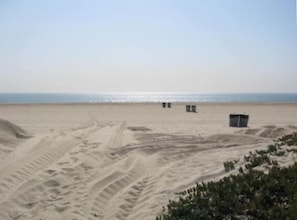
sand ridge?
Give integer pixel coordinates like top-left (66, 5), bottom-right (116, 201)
top-left (0, 103), bottom-right (297, 220)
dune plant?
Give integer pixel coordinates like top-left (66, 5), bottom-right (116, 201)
top-left (223, 160), bottom-right (237, 172)
top-left (157, 133), bottom-right (297, 220)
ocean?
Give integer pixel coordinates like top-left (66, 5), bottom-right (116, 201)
top-left (0, 93), bottom-right (297, 104)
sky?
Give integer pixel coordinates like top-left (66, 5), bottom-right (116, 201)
top-left (0, 0), bottom-right (296, 94)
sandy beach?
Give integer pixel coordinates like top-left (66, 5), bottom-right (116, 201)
top-left (0, 103), bottom-right (297, 220)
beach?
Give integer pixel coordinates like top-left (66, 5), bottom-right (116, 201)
top-left (0, 103), bottom-right (297, 220)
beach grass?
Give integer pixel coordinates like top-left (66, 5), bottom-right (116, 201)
top-left (157, 133), bottom-right (297, 220)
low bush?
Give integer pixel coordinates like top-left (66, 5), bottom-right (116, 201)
top-left (157, 133), bottom-right (297, 220)
top-left (223, 160), bottom-right (238, 172)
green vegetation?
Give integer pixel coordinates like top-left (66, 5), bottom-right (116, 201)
top-left (223, 159), bottom-right (238, 172)
top-left (278, 132), bottom-right (297, 146)
top-left (157, 133), bottom-right (297, 220)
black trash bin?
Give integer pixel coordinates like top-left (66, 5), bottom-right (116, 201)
top-left (229, 114), bottom-right (249, 127)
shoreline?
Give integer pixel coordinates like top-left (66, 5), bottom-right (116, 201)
top-left (1, 101), bottom-right (297, 105)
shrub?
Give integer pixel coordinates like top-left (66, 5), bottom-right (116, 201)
top-left (223, 160), bottom-right (237, 172)
top-left (157, 133), bottom-right (297, 220)
top-left (267, 144), bottom-right (277, 153)
top-left (157, 163), bottom-right (297, 220)
top-left (245, 154), bottom-right (271, 170)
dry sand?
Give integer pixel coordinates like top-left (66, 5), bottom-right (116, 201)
top-left (0, 103), bottom-right (297, 220)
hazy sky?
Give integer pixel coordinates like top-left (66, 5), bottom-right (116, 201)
top-left (0, 0), bottom-right (296, 93)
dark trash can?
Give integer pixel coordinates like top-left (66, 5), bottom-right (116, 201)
top-left (167, 103), bottom-right (171, 108)
top-left (162, 102), bottom-right (166, 108)
top-left (191, 105), bottom-right (196, 112)
top-left (186, 105), bottom-right (191, 112)
top-left (229, 114), bottom-right (249, 127)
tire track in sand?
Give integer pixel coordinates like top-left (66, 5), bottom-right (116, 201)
top-left (0, 124), bottom-right (106, 204)
top-left (87, 157), bottom-right (146, 220)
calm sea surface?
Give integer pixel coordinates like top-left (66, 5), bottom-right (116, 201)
top-left (0, 93), bottom-right (297, 104)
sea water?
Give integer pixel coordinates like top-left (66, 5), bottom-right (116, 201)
top-left (0, 93), bottom-right (297, 104)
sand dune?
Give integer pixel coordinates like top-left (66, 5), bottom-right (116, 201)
top-left (0, 119), bottom-right (32, 163)
top-left (0, 103), bottom-right (297, 220)
top-left (0, 118), bottom-right (31, 141)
